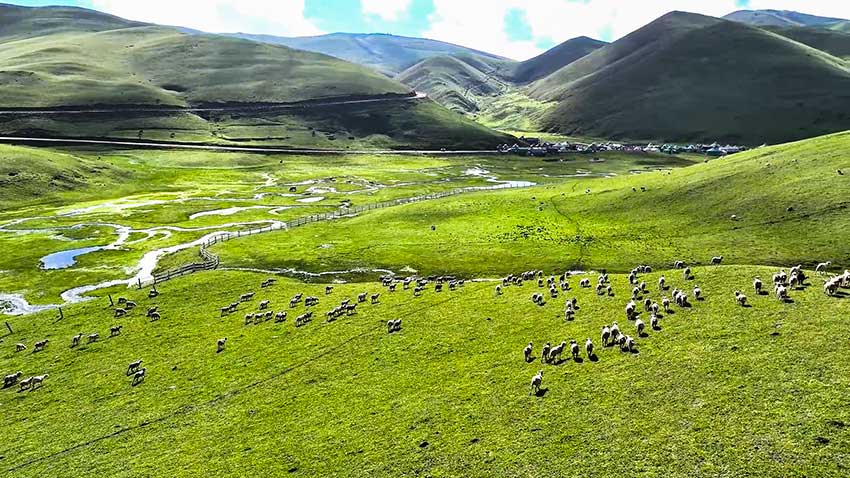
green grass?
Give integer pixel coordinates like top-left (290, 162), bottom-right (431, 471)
top-left (1, 265), bottom-right (849, 476)
top-left (213, 131), bottom-right (850, 276)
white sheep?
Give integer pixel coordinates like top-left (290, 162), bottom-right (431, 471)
top-left (635, 319), bottom-right (645, 336)
top-left (30, 374), bottom-right (48, 389)
top-left (625, 301), bottom-right (636, 320)
top-left (816, 261), bottom-right (832, 274)
top-left (674, 261), bottom-right (685, 269)
top-left (371, 293), bottom-right (381, 304)
top-left (570, 340), bottom-right (580, 360)
top-left (127, 359), bottom-right (143, 375)
top-left (88, 333), bottom-right (99, 343)
top-left (15, 343), bottom-right (26, 352)
top-left (541, 342), bottom-right (551, 362)
top-left (585, 338), bottom-right (594, 358)
top-left (530, 370), bottom-right (543, 394)
top-left (3, 371), bottom-right (22, 387)
top-left (71, 333), bottom-right (82, 348)
top-left (523, 342), bottom-right (533, 362)
top-left (658, 276), bottom-right (666, 290)
top-left (693, 286), bottom-right (702, 300)
top-left (624, 336), bottom-right (636, 352)
top-left (662, 297), bottom-right (671, 313)
top-left (711, 256), bottom-right (723, 265)
top-left (601, 326), bottom-right (611, 346)
top-left (33, 339), bottom-right (49, 351)
top-left (548, 342), bottom-right (566, 363)
top-left (132, 368), bottom-right (146, 385)
top-left (775, 285), bottom-right (788, 301)
top-left (610, 322), bottom-right (620, 341)
top-left (753, 277), bottom-right (763, 294)
top-left (259, 300), bottom-right (270, 310)
top-left (19, 376), bottom-right (33, 391)
top-left (216, 338), bottom-right (227, 353)
top-left (325, 285), bottom-right (334, 295)
top-left (735, 291), bottom-right (747, 307)
top-left (110, 325), bottom-right (123, 336)
top-left (650, 314), bottom-right (659, 330)
top-left (495, 285), bottom-right (502, 296)
top-left (683, 267), bottom-right (692, 280)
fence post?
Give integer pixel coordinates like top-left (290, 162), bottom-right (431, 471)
top-left (4, 321), bottom-right (12, 334)
top-left (108, 294), bottom-right (114, 306)
top-left (58, 307), bottom-right (64, 321)
top-left (137, 278), bottom-right (142, 289)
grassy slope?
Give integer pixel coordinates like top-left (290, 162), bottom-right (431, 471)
top-left (765, 25), bottom-right (850, 59)
top-left (231, 32), bottom-right (510, 76)
top-left (1, 265), bottom-right (849, 477)
top-left (0, 2), bottom-right (142, 41)
top-left (723, 9), bottom-right (848, 27)
top-left (213, 131), bottom-right (850, 275)
top-left (510, 36), bottom-right (607, 84)
top-left (528, 12), bottom-right (850, 145)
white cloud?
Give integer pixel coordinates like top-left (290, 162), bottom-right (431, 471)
top-left (424, 0), bottom-right (850, 60)
top-left (361, 0), bottom-right (413, 21)
top-left (91, 0), bottom-right (323, 36)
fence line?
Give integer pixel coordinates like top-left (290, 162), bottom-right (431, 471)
top-left (148, 182), bottom-right (529, 286)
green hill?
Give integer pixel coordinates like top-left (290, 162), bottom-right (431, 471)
top-left (766, 25), bottom-right (850, 60)
top-left (724, 9), bottom-right (848, 28)
top-left (229, 32), bottom-right (509, 76)
top-left (510, 36), bottom-right (607, 83)
top-left (0, 4), bottom-right (509, 149)
top-left (527, 12), bottom-right (850, 145)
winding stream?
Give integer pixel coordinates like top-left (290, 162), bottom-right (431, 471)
top-left (0, 172), bottom-right (536, 316)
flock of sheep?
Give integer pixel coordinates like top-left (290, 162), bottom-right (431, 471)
top-left (3, 257), bottom-right (847, 398)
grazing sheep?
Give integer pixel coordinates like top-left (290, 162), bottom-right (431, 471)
top-left (244, 313), bottom-right (254, 325)
top-left (735, 291), bottom-right (747, 307)
top-left (148, 289), bottom-right (159, 298)
top-left (650, 314), bottom-right (659, 330)
top-left (662, 297), bottom-right (671, 313)
top-left (19, 376), bottom-right (33, 391)
top-left (625, 336), bottom-right (636, 353)
top-left (71, 333), bottom-right (82, 348)
top-left (610, 322), bottom-right (620, 342)
top-left (775, 285), bottom-right (788, 301)
top-left (127, 360), bottom-right (143, 375)
top-left (275, 312), bottom-right (287, 323)
top-left (33, 339), bottom-right (49, 351)
top-left (132, 368), bottom-right (146, 385)
top-left (4, 371), bottom-right (22, 387)
top-left (548, 342), bottom-right (566, 363)
top-left (149, 312), bottom-right (161, 322)
top-left (216, 338), bottom-right (227, 353)
top-left (88, 333), bottom-right (99, 343)
top-left (325, 285), bottom-right (334, 295)
top-left (650, 302), bottom-right (659, 315)
top-left (580, 278), bottom-right (591, 288)
top-left (585, 338), bottom-right (593, 358)
top-left (711, 256), bottom-right (723, 265)
top-left (146, 306), bottom-right (159, 317)
top-left (371, 293), bottom-right (381, 304)
top-left (125, 301), bottom-right (137, 310)
top-left (358, 292), bottom-right (368, 303)
top-left (601, 326), bottom-right (611, 346)
top-left (541, 342), bottom-right (551, 362)
top-left (387, 319), bottom-right (402, 333)
top-left (110, 326), bottom-right (123, 337)
top-left (606, 285), bottom-right (613, 296)
top-left (676, 292), bottom-right (689, 307)
top-left (240, 292), bottom-right (255, 302)
top-left (495, 285), bottom-right (502, 296)
top-left (117, 297), bottom-right (127, 305)
top-left (16, 343), bottom-right (27, 352)
top-left (530, 370), bottom-right (543, 394)
top-left (693, 286), bottom-right (702, 300)
top-left (824, 278), bottom-right (840, 296)
top-left (625, 301), bottom-right (636, 320)
top-left (683, 267), bottom-right (692, 280)
top-left (674, 261), bottom-right (685, 269)
top-left (570, 340), bottom-right (580, 360)
top-left (259, 300), bottom-right (270, 310)
top-left (643, 298), bottom-right (652, 312)
top-left (389, 283), bottom-right (397, 292)
top-left (345, 304), bottom-right (357, 315)
top-left (816, 261), bottom-right (832, 274)
top-left (635, 319), bottom-right (645, 336)
top-left (754, 277), bottom-right (763, 294)
top-left (114, 308), bottom-right (127, 318)
top-left (30, 374), bottom-right (48, 389)
top-left (523, 342), bottom-right (533, 362)
top-left (658, 276), bottom-right (666, 290)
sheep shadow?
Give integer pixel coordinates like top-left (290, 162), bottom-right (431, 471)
top-left (638, 332), bottom-right (649, 338)
top-left (831, 291), bottom-right (849, 299)
top-left (534, 387), bottom-right (549, 397)
top-left (526, 357), bottom-right (537, 364)
top-left (665, 309), bottom-right (676, 315)
top-left (629, 348), bottom-right (640, 355)
top-left (696, 297), bottom-right (706, 302)
top-left (652, 325), bottom-right (663, 332)
top-left (758, 291), bottom-right (769, 296)
top-left (588, 354), bottom-right (599, 362)
top-left (131, 379), bottom-right (145, 387)
top-left (782, 298), bottom-right (795, 304)
top-left (573, 356), bottom-right (584, 364)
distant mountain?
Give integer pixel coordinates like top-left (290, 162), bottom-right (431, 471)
top-left (724, 9), bottom-right (848, 28)
top-left (227, 32), bottom-right (508, 76)
top-left (510, 36), bottom-right (607, 84)
top-left (0, 3), bottom-right (510, 149)
top-left (395, 36), bottom-right (605, 114)
top-left (527, 11), bottom-right (850, 144)
top-left (766, 25), bottom-right (850, 60)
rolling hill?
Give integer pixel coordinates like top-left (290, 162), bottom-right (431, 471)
top-left (724, 9), bottom-right (848, 28)
top-left (0, 4), bottom-right (509, 149)
top-left (765, 25), bottom-right (850, 60)
top-left (228, 32), bottom-right (509, 76)
top-left (526, 11), bottom-right (850, 144)
top-left (510, 36), bottom-right (607, 84)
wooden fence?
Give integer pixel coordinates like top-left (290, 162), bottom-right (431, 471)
top-left (147, 181), bottom-right (529, 286)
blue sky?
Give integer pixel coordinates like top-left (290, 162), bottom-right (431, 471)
top-left (8, 0), bottom-right (850, 60)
